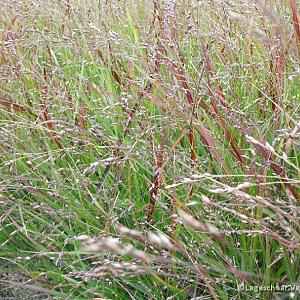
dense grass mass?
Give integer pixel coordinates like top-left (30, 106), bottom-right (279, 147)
top-left (0, 0), bottom-right (300, 299)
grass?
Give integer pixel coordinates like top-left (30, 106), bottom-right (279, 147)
top-left (0, 0), bottom-right (300, 299)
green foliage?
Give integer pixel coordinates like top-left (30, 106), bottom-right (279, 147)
top-left (0, 0), bottom-right (299, 299)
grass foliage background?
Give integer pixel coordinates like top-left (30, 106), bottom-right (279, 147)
top-left (0, 0), bottom-right (300, 299)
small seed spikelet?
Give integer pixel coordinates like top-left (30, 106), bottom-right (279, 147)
top-left (178, 209), bottom-right (222, 239)
top-left (148, 232), bottom-right (173, 249)
top-left (79, 235), bottom-right (148, 261)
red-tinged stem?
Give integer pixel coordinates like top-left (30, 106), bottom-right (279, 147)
top-left (41, 67), bottom-right (63, 148)
top-left (290, 0), bottom-right (300, 54)
top-left (219, 102), bottom-right (299, 199)
top-left (204, 45), bottom-right (244, 164)
top-left (147, 132), bottom-right (186, 224)
top-left (147, 129), bottom-right (167, 224)
top-left (78, 107), bottom-right (86, 129)
top-left (209, 86), bottom-right (244, 164)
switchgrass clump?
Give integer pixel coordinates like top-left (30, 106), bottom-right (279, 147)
top-left (0, 0), bottom-right (299, 299)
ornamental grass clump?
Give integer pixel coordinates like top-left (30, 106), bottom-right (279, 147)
top-left (0, 0), bottom-right (299, 299)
